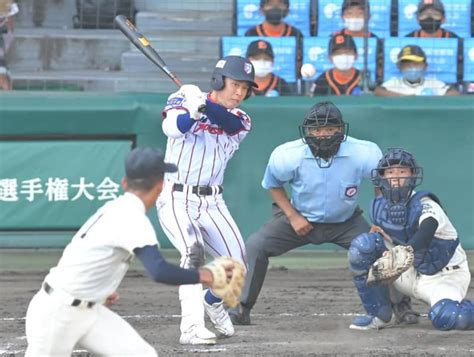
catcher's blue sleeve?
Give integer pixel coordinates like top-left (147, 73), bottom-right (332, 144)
top-left (134, 245), bottom-right (200, 285)
top-left (407, 217), bottom-right (438, 251)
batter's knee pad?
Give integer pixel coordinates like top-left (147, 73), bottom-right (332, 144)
top-left (429, 299), bottom-right (474, 330)
top-left (348, 232), bottom-right (387, 276)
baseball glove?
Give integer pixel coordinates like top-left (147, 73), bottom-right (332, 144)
top-left (203, 257), bottom-right (246, 308)
top-left (366, 245), bottom-right (414, 286)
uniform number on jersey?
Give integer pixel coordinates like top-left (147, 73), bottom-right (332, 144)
top-left (80, 214), bottom-right (104, 239)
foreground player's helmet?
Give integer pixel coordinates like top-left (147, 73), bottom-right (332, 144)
top-left (210, 56), bottom-right (258, 99)
top-left (299, 101), bottom-right (348, 168)
top-left (371, 148), bottom-right (423, 204)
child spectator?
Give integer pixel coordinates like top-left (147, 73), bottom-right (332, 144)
top-left (245, 0), bottom-right (303, 74)
top-left (0, 65), bottom-right (11, 90)
top-left (407, 0), bottom-right (459, 38)
top-left (311, 34), bottom-right (362, 96)
top-left (374, 45), bottom-right (459, 96)
top-left (335, 0), bottom-right (377, 38)
top-left (0, 0), bottom-right (19, 66)
top-left (246, 39), bottom-right (293, 96)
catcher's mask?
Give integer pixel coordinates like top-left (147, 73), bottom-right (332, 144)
top-left (298, 101), bottom-right (348, 168)
top-left (371, 148), bottom-right (423, 205)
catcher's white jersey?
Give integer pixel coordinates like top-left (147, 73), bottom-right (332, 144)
top-left (393, 197), bottom-right (470, 306)
top-left (46, 192), bottom-right (158, 302)
top-left (161, 90), bottom-right (251, 186)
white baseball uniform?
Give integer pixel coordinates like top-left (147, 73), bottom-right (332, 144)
top-left (157, 89), bottom-right (249, 334)
top-left (392, 197), bottom-right (471, 306)
top-left (25, 193), bottom-right (158, 357)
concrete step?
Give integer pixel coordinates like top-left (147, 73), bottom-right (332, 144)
top-left (14, 0), bottom-right (77, 29)
top-left (121, 51), bottom-right (216, 74)
top-left (125, 35), bottom-right (222, 55)
top-left (7, 29), bottom-right (130, 71)
top-left (10, 69), bottom-right (212, 93)
top-left (134, 0), bottom-right (234, 12)
top-left (135, 10), bottom-right (234, 36)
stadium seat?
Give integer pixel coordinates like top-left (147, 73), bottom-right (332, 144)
top-left (221, 36), bottom-right (298, 82)
top-left (316, 0), bottom-right (391, 37)
top-left (398, 0), bottom-right (471, 38)
top-left (463, 38), bottom-right (474, 91)
top-left (235, 0), bottom-right (312, 36)
top-left (383, 37), bottom-right (459, 83)
top-left (302, 36), bottom-right (378, 82)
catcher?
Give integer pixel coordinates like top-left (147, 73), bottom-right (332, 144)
top-left (25, 147), bottom-right (245, 356)
top-left (349, 148), bottom-right (473, 330)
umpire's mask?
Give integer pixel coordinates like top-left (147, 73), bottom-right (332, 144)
top-left (299, 101), bottom-right (348, 168)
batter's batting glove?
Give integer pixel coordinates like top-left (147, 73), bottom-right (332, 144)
top-left (180, 84), bottom-right (206, 120)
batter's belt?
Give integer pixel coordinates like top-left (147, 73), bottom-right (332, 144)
top-left (43, 282), bottom-right (96, 309)
top-left (173, 183), bottom-right (223, 196)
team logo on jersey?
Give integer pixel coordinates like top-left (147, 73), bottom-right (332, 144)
top-left (244, 63), bottom-right (253, 74)
top-left (345, 186), bottom-right (358, 198)
top-left (167, 97), bottom-right (184, 106)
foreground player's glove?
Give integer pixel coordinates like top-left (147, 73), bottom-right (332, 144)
top-left (202, 257), bottom-right (246, 308)
top-left (366, 245), bottom-right (414, 286)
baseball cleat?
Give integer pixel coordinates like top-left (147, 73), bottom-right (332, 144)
top-left (203, 295), bottom-right (235, 337)
top-left (349, 314), bottom-right (396, 330)
top-left (179, 325), bottom-right (217, 345)
top-left (228, 304), bottom-right (251, 325)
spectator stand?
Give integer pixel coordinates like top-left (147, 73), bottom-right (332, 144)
top-left (316, 0), bottom-right (392, 37)
top-left (398, 0), bottom-right (471, 38)
top-left (463, 38), bottom-right (474, 92)
top-left (302, 36), bottom-right (378, 84)
top-left (235, 0), bottom-right (312, 37)
top-left (383, 37), bottom-right (459, 84)
top-left (221, 36), bottom-right (298, 83)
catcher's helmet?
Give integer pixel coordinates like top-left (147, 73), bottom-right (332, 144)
top-left (299, 101), bottom-right (348, 168)
top-left (371, 148), bottom-right (423, 204)
top-left (210, 56), bottom-right (258, 99)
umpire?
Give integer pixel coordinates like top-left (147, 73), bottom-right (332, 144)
top-left (230, 101), bottom-right (387, 324)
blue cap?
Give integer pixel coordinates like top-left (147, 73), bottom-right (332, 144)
top-left (125, 147), bottom-right (177, 180)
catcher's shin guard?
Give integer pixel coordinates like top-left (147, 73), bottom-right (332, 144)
top-left (353, 275), bottom-right (392, 322)
top-left (429, 299), bottom-right (474, 330)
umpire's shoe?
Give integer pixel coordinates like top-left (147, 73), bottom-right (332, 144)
top-left (228, 303), bottom-right (251, 325)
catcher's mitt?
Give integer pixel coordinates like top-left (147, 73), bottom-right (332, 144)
top-left (367, 245), bottom-right (414, 286)
top-left (203, 257), bottom-right (246, 308)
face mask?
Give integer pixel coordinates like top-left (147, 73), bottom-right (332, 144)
top-left (419, 17), bottom-right (442, 33)
top-left (251, 60), bottom-right (273, 77)
top-left (306, 132), bottom-right (344, 167)
top-left (332, 55), bottom-right (355, 71)
top-left (265, 7), bottom-right (285, 25)
top-left (402, 68), bottom-right (425, 82)
top-left (344, 17), bottom-right (365, 32)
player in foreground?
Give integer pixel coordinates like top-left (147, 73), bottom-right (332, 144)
top-left (349, 148), bottom-right (473, 330)
top-left (25, 147), bottom-right (244, 356)
top-left (157, 55), bottom-right (257, 345)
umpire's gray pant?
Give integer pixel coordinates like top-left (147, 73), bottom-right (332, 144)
top-left (240, 204), bottom-right (370, 310)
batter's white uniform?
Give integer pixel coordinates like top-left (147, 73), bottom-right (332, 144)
top-left (157, 90), bottom-right (249, 334)
top-left (381, 76), bottom-right (451, 96)
top-left (392, 196), bottom-right (471, 306)
top-left (25, 193), bottom-right (158, 357)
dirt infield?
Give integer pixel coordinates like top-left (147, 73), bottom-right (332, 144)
top-left (1, 265), bottom-right (473, 356)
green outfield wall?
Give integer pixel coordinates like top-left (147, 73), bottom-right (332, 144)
top-left (0, 92), bottom-right (473, 249)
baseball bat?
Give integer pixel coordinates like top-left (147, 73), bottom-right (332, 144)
top-left (114, 15), bottom-right (183, 87)
top-left (114, 15), bottom-right (206, 113)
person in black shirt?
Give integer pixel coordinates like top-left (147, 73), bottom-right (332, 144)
top-left (246, 39), bottom-right (293, 96)
top-left (311, 34), bottom-right (362, 96)
top-left (407, 0), bottom-right (459, 38)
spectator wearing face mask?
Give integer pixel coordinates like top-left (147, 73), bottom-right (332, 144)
top-left (374, 45), bottom-right (459, 96)
top-left (245, 0), bottom-right (303, 76)
top-left (406, 0), bottom-right (458, 38)
top-left (334, 0), bottom-right (377, 38)
top-left (311, 34), bottom-right (362, 96)
top-left (246, 40), bottom-right (293, 96)
top-left (0, 65), bottom-right (11, 90)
